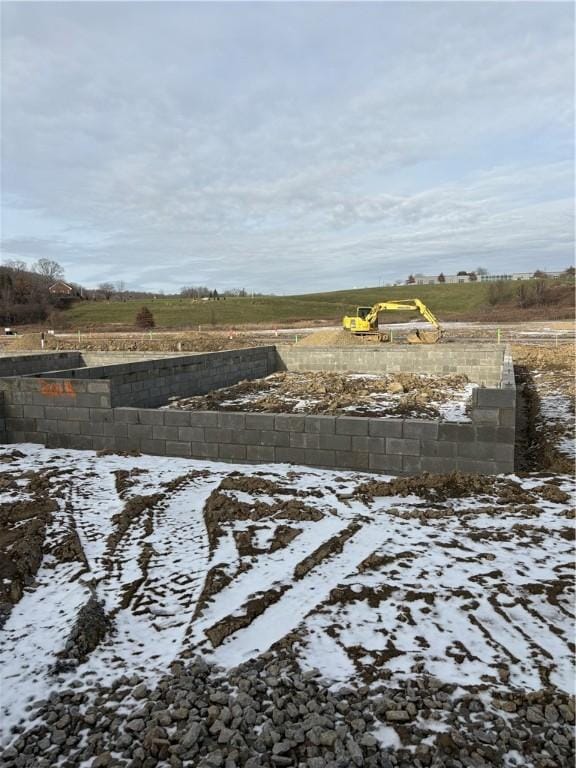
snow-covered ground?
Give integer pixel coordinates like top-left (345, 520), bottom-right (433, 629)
top-left (0, 444), bottom-right (574, 746)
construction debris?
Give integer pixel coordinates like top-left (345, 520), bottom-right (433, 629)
top-left (167, 371), bottom-right (476, 420)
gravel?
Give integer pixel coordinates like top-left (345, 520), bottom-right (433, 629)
top-left (2, 650), bottom-right (574, 767)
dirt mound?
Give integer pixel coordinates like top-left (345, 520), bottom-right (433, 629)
top-left (512, 344), bottom-right (574, 373)
top-left (12, 331), bottom-right (264, 354)
top-left (296, 330), bottom-right (374, 346)
top-left (352, 472), bottom-right (535, 504)
top-left (54, 596), bottom-right (111, 671)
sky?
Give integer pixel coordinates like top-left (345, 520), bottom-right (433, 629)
top-left (1, 1), bottom-right (574, 294)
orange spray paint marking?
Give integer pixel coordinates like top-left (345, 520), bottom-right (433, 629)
top-left (39, 380), bottom-right (76, 398)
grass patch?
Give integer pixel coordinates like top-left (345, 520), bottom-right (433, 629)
top-left (54, 279), bottom-right (574, 330)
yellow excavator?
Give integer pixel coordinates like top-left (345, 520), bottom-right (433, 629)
top-left (342, 298), bottom-right (443, 343)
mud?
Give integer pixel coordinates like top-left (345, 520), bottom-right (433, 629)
top-left (293, 522), bottom-right (361, 580)
top-left (54, 596), bottom-right (111, 672)
top-left (205, 585), bottom-right (289, 647)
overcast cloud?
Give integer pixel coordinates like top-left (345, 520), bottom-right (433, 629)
top-left (1, 1), bottom-right (574, 293)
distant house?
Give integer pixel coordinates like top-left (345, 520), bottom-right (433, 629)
top-left (48, 281), bottom-right (74, 296)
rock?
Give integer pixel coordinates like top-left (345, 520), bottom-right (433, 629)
top-left (132, 684), bottom-right (148, 700)
top-left (544, 704), bottom-right (559, 723)
top-left (385, 710), bottom-right (411, 723)
top-left (272, 741), bottom-right (292, 755)
top-left (526, 706), bottom-right (544, 724)
top-left (217, 727), bottom-right (235, 744)
top-left (346, 737), bottom-right (364, 766)
top-left (360, 733), bottom-right (378, 748)
top-left (181, 722), bottom-right (202, 748)
top-left (92, 753), bottom-right (112, 767)
top-left (126, 718), bottom-right (146, 733)
top-left (51, 730), bottom-right (67, 745)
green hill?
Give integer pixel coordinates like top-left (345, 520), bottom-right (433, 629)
top-left (55, 278), bottom-right (573, 330)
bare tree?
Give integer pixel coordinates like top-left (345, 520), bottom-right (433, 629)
top-left (476, 266), bottom-right (489, 276)
top-left (98, 282), bottom-right (115, 300)
top-left (3, 259), bottom-right (28, 272)
top-left (32, 259), bottom-right (64, 281)
top-left (115, 280), bottom-right (126, 293)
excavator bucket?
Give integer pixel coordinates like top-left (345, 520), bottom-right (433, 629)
top-left (406, 329), bottom-right (442, 344)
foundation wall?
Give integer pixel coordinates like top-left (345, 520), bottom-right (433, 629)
top-left (0, 344), bottom-right (516, 475)
top-left (0, 352), bottom-right (83, 376)
top-left (276, 345), bottom-right (505, 386)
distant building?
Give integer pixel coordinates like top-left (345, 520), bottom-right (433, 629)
top-left (413, 271), bottom-right (563, 286)
top-left (48, 281), bottom-right (74, 296)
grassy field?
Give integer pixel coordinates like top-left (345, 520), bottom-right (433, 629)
top-left (55, 279), bottom-right (573, 330)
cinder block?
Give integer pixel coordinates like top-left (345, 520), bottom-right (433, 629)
top-left (165, 441), bottom-right (192, 457)
top-left (421, 456), bottom-right (458, 473)
top-left (475, 388), bottom-right (516, 408)
top-left (304, 449), bottom-right (335, 467)
top-left (368, 419), bottom-right (403, 438)
top-left (290, 432), bottom-right (320, 449)
top-left (275, 414), bottom-right (305, 432)
top-left (229, 429), bottom-right (262, 446)
top-left (190, 441), bottom-right (219, 459)
top-left (457, 441), bottom-right (500, 460)
top-left (369, 454), bottom-right (402, 473)
top-left (44, 406), bottom-right (68, 421)
top-left (219, 443), bottom-right (246, 460)
top-left (57, 420), bottom-right (81, 435)
top-left (163, 410), bottom-right (193, 427)
top-left (499, 409), bottom-right (516, 427)
top-left (259, 430), bottom-right (290, 447)
top-left (246, 445), bottom-right (275, 462)
top-left (127, 424), bottom-right (154, 440)
top-left (114, 408), bottom-right (141, 424)
top-left (402, 455), bottom-right (422, 474)
top-left (138, 410), bottom-right (165, 426)
top-left (421, 440), bottom-right (457, 458)
top-left (140, 438), bottom-right (167, 455)
top-left (496, 426), bottom-right (515, 442)
top-left (304, 416), bottom-right (336, 435)
top-left (204, 427), bottom-right (234, 443)
top-left (276, 447), bottom-right (306, 465)
top-left (245, 413), bottom-right (276, 430)
top-left (218, 412), bottom-right (246, 430)
top-left (351, 436), bottom-right (385, 453)
top-left (334, 451), bottom-right (370, 471)
top-left (315, 433), bottom-right (349, 451)
top-left (89, 408), bottom-right (114, 423)
top-left (403, 419), bottom-right (438, 440)
top-left (152, 425), bottom-right (179, 441)
top-left (87, 381), bottom-right (110, 394)
top-left (439, 423), bottom-right (475, 441)
top-left (23, 405), bottom-right (45, 419)
top-left (335, 417), bottom-right (368, 436)
top-left (456, 458), bottom-right (499, 475)
top-left (471, 408), bottom-right (500, 424)
top-left (190, 411), bottom-right (218, 427)
top-left (476, 426), bottom-right (498, 442)
top-left (177, 426), bottom-right (205, 442)
top-left (386, 437), bottom-right (420, 456)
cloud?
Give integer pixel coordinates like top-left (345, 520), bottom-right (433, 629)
top-left (1, 2), bottom-right (573, 293)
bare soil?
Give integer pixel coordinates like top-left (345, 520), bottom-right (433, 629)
top-left (167, 370), bottom-right (472, 419)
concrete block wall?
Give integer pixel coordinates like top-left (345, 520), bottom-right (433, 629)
top-left (0, 344), bottom-right (517, 475)
top-left (276, 345), bottom-right (505, 386)
top-left (0, 352), bottom-right (83, 377)
top-left (13, 408), bottom-right (512, 475)
top-left (24, 348), bottom-right (277, 408)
